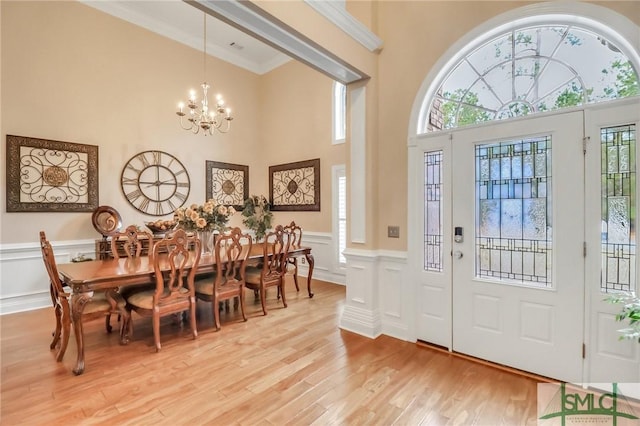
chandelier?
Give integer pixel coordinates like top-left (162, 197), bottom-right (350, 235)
top-left (176, 13), bottom-right (233, 135)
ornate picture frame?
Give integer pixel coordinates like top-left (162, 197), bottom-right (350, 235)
top-left (269, 158), bottom-right (320, 211)
top-left (6, 135), bottom-right (99, 212)
top-left (205, 160), bottom-right (249, 210)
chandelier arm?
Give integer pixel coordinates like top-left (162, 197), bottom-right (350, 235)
top-left (216, 120), bottom-right (231, 134)
top-left (178, 115), bottom-right (201, 134)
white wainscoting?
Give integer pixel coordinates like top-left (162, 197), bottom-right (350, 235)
top-left (0, 238), bottom-right (96, 315)
top-left (339, 248), bottom-right (410, 341)
top-left (0, 231), bottom-right (345, 315)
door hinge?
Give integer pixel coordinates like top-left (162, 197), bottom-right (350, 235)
top-left (582, 136), bottom-right (590, 154)
top-left (583, 242), bottom-right (587, 257)
top-left (582, 343), bottom-right (586, 359)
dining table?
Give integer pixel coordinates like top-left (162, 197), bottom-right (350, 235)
top-left (56, 244), bottom-right (314, 375)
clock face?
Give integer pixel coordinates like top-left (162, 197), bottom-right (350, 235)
top-left (120, 150), bottom-right (190, 216)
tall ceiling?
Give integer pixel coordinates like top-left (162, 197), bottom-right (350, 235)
top-left (81, 0), bottom-right (292, 75)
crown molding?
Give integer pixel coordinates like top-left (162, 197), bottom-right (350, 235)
top-left (304, 0), bottom-right (383, 53)
top-left (190, 0), bottom-right (369, 84)
top-left (79, 0), bottom-right (288, 75)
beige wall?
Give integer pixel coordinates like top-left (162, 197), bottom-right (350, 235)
top-left (259, 59), bottom-right (346, 231)
top-left (375, 1), bottom-right (533, 251)
top-left (256, 0), bottom-right (382, 249)
top-left (254, 0), bottom-right (639, 251)
top-left (372, 0), bottom-right (639, 251)
top-left (1, 0), bottom-right (638, 250)
top-left (0, 1), bottom-right (342, 244)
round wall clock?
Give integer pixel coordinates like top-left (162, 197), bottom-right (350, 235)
top-left (120, 150), bottom-right (190, 216)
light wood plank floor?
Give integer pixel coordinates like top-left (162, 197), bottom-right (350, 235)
top-left (1, 279), bottom-right (542, 425)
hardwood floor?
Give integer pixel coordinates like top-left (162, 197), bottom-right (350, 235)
top-left (1, 279), bottom-right (542, 425)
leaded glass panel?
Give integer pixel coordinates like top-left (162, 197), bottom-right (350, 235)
top-left (424, 151), bottom-right (443, 271)
top-left (601, 124), bottom-right (636, 293)
top-left (476, 137), bottom-right (552, 286)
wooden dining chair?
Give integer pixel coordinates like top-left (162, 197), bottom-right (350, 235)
top-left (244, 224), bottom-right (291, 315)
top-left (110, 224), bottom-right (154, 260)
top-left (282, 221), bottom-right (303, 294)
top-left (105, 225), bottom-right (155, 332)
top-left (40, 231), bottom-right (129, 366)
top-left (124, 229), bottom-right (201, 352)
top-left (195, 227), bottom-right (252, 330)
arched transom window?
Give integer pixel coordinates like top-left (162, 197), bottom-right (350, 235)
top-left (427, 24), bottom-right (639, 131)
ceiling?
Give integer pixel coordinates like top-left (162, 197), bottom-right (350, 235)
top-left (81, 0), bottom-right (292, 75)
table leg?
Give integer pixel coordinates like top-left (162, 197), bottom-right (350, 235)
top-left (70, 291), bottom-right (92, 375)
top-left (104, 289), bottom-right (130, 345)
top-left (305, 253), bottom-right (315, 298)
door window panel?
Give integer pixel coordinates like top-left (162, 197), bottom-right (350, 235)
top-left (601, 124), bottom-right (636, 293)
top-left (424, 151), bottom-right (443, 271)
top-left (475, 137), bottom-right (552, 286)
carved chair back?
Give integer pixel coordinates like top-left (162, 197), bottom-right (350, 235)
top-left (214, 227), bottom-right (252, 293)
top-left (260, 224), bottom-right (291, 282)
top-left (39, 231), bottom-right (67, 306)
top-left (151, 229), bottom-right (201, 302)
top-left (110, 225), bottom-right (154, 260)
top-left (283, 221), bottom-right (302, 248)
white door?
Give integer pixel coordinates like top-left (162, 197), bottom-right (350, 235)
top-left (413, 104), bottom-right (640, 382)
top-left (585, 99), bottom-right (640, 383)
top-left (413, 134), bottom-right (453, 348)
top-left (451, 111), bottom-right (585, 382)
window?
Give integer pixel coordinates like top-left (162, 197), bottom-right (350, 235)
top-left (476, 137), bottom-right (553, 287)
top-left (426, 24), bottom-right (639, 132)
top-left (333, 81), bottom-right (346, 143)
top-left (424, 151), bottom-right (443, 272)
top-left (600, 123), bottom-right (636, 293)
top-left (333, 164), bottom-right (347, 266)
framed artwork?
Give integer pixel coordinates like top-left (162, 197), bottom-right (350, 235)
top-left (205, 160), bottom-right (249, 210)
top-left (269, 158), bottom-right (320, 211)
top-left (6, 135), bottom-right (99, 212)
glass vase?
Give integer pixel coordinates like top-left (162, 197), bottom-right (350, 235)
top-left (196, 230), bottom-right (213, 255)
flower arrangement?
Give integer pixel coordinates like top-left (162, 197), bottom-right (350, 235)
top-left (241, 195), bottom-right (273, 241)
top-left (174, 199), bottom-right (236, 233)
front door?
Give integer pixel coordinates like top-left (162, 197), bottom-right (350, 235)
top-left (414, 103), bottom-right (640, 382)
top-left (451, 111), bottom-right (585, 382)
top-left (415, 111), bottom-right (586, 382)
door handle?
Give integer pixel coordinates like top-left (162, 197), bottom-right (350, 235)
top-left (453, 250), bottom-right (463, 259)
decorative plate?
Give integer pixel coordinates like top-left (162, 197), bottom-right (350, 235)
top-left (91, 205), bottom-right (123, 237)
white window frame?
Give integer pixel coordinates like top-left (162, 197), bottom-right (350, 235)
top-left (332, 164), bottom-right (347, 271)
top-left (333, 81), bottom-right (346, 144)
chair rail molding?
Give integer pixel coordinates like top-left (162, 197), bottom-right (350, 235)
top-left (293, 230), bottom-right (345, 285)
top-left (0, 239), bottom-right (96, 315)
top-left (0, 231), bottom-right (343, 315)
top-left (340, 248), bottom-right (410, 341)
